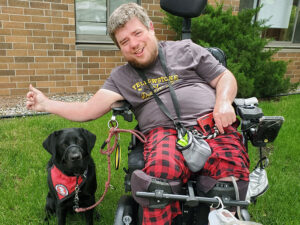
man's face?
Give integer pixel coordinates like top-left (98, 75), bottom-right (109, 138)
top-left (115, 17), bottom-right (158, 69)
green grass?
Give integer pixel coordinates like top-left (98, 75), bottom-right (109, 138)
top-left (0, 95), bottom-right (299, 224)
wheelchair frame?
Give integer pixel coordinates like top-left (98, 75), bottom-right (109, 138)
top-left (111, 1), bottom-right (283, 224)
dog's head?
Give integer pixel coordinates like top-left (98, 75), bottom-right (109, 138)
top-left (43, 128), bottom-right (96, 176)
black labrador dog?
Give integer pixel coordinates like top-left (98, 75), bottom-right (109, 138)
top-left (43, 128), bottom-right (97, 225)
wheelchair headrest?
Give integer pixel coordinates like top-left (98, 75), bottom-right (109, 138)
top-left (160, 0), bottom-right (207, 18)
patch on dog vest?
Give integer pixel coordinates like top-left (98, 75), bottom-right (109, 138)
top-left (49, 165), bottom-right (86, 201)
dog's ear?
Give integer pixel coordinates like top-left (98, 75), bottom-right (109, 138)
top-left (80, 128), bottom-right (96, 154)
top-left (43, 130), bottom-right (61, 155)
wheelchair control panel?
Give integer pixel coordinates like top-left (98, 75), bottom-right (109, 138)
top-left (233, 97), bottom-right (284, 147)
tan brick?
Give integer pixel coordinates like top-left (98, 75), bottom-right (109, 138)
top-left (27, 37), bottom-right (47, 43)
top-left (48, 50), bottom-right (64, 56)
top-left (56, 81), bottom-right (71, 87)
top-left (65, 87), bottom-right (77, 93)
top-left (10, 15), bottom-right (31, 22)
top-left (36, 81), bottom-right (55, 87)
top-left (49, 63), bottom-right (65, 69)
top-left (100, 51), bottom-right (116, 57)
top-left (35, 57), bottom-right (54, 62)
top-left (0, 14), bottom-right (9, 21)
top-left (55, 69), bottom-right (70, 74)
top-left (32, 29), bottom-right (52, 37)
top-left (46, 24), bottom-right (63, 31)
top-left (51, 3), bottom-right (68, 11)
top-left (49, 75), bottom-right (65, 81)
top-left (52, 17), bottom-right (69, 24)
top-left (0, 76), bottom-right (10, 82)
top-left (9, 63), bottom-right (28, 69)
top-left (6, 36), bottom-right (27, 43)
top-left (49, 87), bottom-right (64, 93)
top-left (63, 11), bottom-right (75, 18)
top-left (28, 50), bottom-right (48, 56)
top-left (16, 70), bottom-right (35, 76)
top-left (34, 43), bottom-right (53, 50)
top-left (0, 82), bottom-right (16, 88)
top-left (0, 64), bottom-right (8, 69)
top-left (0, 43), bottom-right (13, 49)
top-left (12, 29), bottom-right (32, 36)
top-left (54, 57), bottom-right (70, 62)
top-left (83, 75), bottom-right (99, 80)
top-left (0, 89), bottom-right (10, 96)
top-left (63, 37), bottom-right (75, 44)
top-left (2, 7), bottom-right (24, 15)
top-left (89, 57), bottom-right (105, 63)
top-left (64, 51), bottom-right (76, 56)
top-left (13, 43), bottom-right (33, 49)
top-left (0, 57), bottom-right (14, 63)
top-left (53, 31), bottom-right (69, 37)
top-left (0, 29), bottom-right (12, 35)
top-left (11, 76), bottom-right (29, 82)
top-left (3, 21), bottom-right (24, 29)
top-left (24, 8), bottom-right (44, 16)
top-left (7, 49), bottom-right (28, 56)
top-left (30, 75), bottom-right (49, 82)
top-left (11, 88), bottom-right (28, 95)
top-left (29, 63), bottom-right (48, 69)
top-left (15, 57), bottom-right (34, 63)
top-left (83, 63), bottom-right (99, 68)
top-left (36, 69), bottom-right (55, 75)
top-left (25, 23), bottom-right (45, 30)
top-left (89, 68), bottom-right (105, 74)
top-left (30, 1), bottom-right (50, 9)
top-left (17, 82), bottom-right (31, 88)
top-left (54, 44), bottom-right (69, 50)
top-left (47, 37), bottom-right (63, 43)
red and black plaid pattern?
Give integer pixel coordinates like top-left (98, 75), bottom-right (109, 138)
top-left (201, 125), bottom-right (250, 181)
top-left (142, 127), bottom-right (191, 225)
top-left (141, 125), bottom-right (249, 225)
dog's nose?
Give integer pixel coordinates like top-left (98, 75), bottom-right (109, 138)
top-left (69, 152), bottom-right (82, 161)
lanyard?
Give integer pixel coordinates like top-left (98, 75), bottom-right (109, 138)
top-left (135, 45), bottom-right (185, 133)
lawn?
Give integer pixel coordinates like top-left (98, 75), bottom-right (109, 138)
top-left (0, 95), bottom-right (299, 225)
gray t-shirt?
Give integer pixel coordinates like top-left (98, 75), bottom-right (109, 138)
top-left (102, 39), bottom-right (226, 133)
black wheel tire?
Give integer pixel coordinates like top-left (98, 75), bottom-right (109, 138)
top-left (113, 195), bottom-right (138, 225)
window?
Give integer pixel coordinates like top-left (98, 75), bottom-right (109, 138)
top-left (75, 0), bottom-right (140, 48)
top-left (240, 0), bottom-right (300, 44)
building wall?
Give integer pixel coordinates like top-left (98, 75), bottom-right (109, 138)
top-left (0, 0), bottom-right (299, 96)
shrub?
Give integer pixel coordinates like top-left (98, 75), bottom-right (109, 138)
top-left (163, 3), bottom-right (292, 98)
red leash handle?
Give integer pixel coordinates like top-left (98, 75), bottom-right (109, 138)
top-left (75, 127), bottom-right (147, 213)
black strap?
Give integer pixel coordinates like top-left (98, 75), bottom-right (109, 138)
top-left (135, 45), bottom-right (183, 130)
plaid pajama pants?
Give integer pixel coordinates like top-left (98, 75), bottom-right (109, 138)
top-left (142, 125), bottom-right (249, 225)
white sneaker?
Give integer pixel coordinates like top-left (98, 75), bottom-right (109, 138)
top-left (208, 209), bottom-right (263, 225)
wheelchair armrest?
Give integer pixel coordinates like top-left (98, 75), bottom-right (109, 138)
top-left (111, 100), bottom-right (133, 122)
top-left (233, 97), bottom-right (263, 121)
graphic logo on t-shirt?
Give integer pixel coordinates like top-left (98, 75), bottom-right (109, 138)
top-left (132, 74), bottom-right (179, 99)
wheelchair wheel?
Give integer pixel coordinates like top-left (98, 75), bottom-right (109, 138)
top-left (114, 195), bottom-right (139, 225)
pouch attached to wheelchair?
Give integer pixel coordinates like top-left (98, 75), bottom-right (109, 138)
top-left (176, 129), bottom-right (211, 172)
top-left (245, 157), bottom-right (269, 202)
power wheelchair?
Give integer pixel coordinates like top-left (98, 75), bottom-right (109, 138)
top-left (111, 0), bottom-right (284, 224)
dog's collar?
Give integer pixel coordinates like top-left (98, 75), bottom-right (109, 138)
top-left (49, 165), bottom-right (87, 202)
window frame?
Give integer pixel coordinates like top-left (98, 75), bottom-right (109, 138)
top-left (239, 0), bottom-right (300, 47)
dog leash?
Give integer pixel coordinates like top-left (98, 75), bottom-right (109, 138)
top-left (75, 127), bottom-right (147, 213)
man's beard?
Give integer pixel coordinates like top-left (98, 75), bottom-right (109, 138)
top-left (128, 47), bottom-right (158, 69)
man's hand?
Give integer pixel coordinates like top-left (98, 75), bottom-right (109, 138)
top-left (210, 69), bottom-right (237, 134)
top-left (26, 84), bottom-right (49, 112)
top-left (213, 101), bottom-right (236, 134)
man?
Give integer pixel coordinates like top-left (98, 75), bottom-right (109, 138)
top-left (27, 3), bottom-right (249, 224)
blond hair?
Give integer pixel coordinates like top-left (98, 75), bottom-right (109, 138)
top-left (108, 3), bottom-right (151, 47)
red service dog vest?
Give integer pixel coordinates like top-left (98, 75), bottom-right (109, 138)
top-left (49, 165), bottom-right (86, 202)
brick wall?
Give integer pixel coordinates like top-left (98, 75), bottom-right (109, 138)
top-left (0, 0), bottom-right (299, 96)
